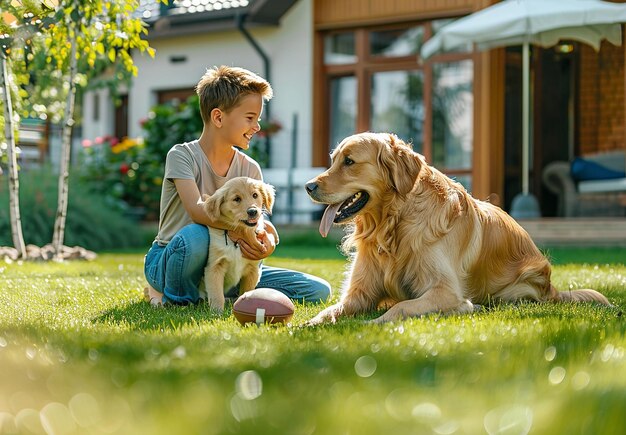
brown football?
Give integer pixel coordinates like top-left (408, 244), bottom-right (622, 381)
top-left (232, 288), bottom-right (295, 325)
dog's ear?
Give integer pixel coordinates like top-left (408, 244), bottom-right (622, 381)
top-left (203, 191), bottom-right (224, 221)
top-left (259, 182), bottom-right (276, 214)
top-left (378, 133), bottom-right (423, 195)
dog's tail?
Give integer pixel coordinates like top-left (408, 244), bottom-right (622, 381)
top-left (552, 285), bottom-right (611, 305)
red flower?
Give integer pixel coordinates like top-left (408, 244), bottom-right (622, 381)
top-left (119, 163), bottom-right (129, 175)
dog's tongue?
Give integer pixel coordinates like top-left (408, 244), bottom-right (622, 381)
top-left (319, 203), bottom-right (342, 237)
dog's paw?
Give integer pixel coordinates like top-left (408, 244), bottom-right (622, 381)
top-left (305, 304), bottom-right (343, 326)
top-left (366, 316), bottom-right (387, 325)
top-left (304, 315), bottom-right (330, 327)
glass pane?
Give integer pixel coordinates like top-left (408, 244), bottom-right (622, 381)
top-left (432, 60), bottom-right (473, 170)
top-left (329, 76), bottom-right (357, 152)
top-left (324, 32), bottom-right (356, 65)
top-left (450, 174), bottom-right (472, 192)
top-left (370, 27), bottom-right (424, 57)
top-left (430, 19), bottom-right (472, 55)
top-left (370, 70), bottom-right (424, 152)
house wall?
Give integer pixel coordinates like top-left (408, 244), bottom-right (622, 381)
top-left (83, 0), bottom-right (314, 170)
top-left (313, 0), bottom-right (476, 27)
top-left (578, 40), bottom-right (625, 154)
top-left (82, 87), bottom-right (118, 142)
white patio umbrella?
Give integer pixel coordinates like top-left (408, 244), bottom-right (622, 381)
top-left (420, 0), bottom-right (626, 217)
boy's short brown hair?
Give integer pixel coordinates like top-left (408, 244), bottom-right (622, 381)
top-left (196, 65), bottom-right (273, 123)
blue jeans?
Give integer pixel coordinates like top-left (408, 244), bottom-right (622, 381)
top-left (144, 223), bottom-right (332, 305)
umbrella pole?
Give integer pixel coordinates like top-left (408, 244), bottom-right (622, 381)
top-left (510, 41), bottom-right (540, 219)
top-left (522, 41), bottom-right (530, 195)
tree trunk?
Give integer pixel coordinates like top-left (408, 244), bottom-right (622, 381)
top-left (0, 52), bottom-right (27, 259)
top-left (51, 38), bottom-right (77, 260)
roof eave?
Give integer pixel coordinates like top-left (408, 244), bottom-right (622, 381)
top-left (145, 0), bottom-right (298, 40)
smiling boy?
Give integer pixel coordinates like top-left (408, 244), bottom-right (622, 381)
top-left (144, 65), bottom-right (331, 306)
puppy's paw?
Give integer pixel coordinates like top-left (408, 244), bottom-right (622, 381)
top-left (206, 298), bottom-right (225, 314)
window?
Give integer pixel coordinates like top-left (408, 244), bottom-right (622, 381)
top-left (324, 32), bottom-right (356, 65)
top-left (370, 27), bottom-right (424, 58)
top-left (318, 21), bottom-right (474, 189)
top-left (371, 70), bottom-right (424, 151)
top-left (432, 61), bottom-right (473, 172)
top-left (329, 76), bottom-right (357, 148)
top-left (114, 94), bottom-right (129, 140)
top-left (93, 93), bottom-right (100, 121)
top-left (157, 88), bottom-right (195, 106)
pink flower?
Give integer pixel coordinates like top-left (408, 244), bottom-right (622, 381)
top-left (95, 136), bottom-right (105, 144)
top-left (82, 139), bottom-right (93, 147)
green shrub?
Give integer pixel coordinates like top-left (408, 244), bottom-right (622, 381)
top-left (0, 166), bottom-right (154, 251)
top-left (76, 95), bottom-right (204, 221)
top-left (76, 135), bottom-right (163, 220)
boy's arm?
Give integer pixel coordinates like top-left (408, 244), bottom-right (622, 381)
top-left (174, 178), bottom-right (218, 227)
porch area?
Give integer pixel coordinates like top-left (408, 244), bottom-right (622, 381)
top-left (518, 218), bottom-right (626, 247)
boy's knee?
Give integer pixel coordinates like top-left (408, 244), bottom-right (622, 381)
top-left (169, 224), bottom-right (209, 271)
top-left (175, 224), bottom-right (209, 253)
top-left (182, 223), bottom-right (210, 243)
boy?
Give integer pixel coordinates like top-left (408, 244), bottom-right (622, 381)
top-left (144, 65), bottom-right (331, 306)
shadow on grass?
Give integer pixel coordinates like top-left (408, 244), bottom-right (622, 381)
top-left (93, 301), bottom-right (235, 331)
top-left (93, 293), bottom-right (623, 333)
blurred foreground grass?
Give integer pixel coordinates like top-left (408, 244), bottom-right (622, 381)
top-left (0, 247), bottom-right (625, 434)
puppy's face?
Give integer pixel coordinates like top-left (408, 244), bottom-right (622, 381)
top-left (203, 177), bottom-right (275, 229)
top-left (305, 133), bottom-right (422, 234)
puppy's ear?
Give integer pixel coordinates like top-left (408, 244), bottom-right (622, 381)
top-left (259, 182), bottom-right (276, 214)
top-left (378, 134), bottom-right (423, 196)
top-left (203, 191), bottom-right (224, 221)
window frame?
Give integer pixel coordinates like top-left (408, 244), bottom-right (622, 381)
top-left (314, 21), bottom-right (475, 186)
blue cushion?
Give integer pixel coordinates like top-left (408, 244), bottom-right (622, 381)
top-left (570, 157), bottom-right (626, 182)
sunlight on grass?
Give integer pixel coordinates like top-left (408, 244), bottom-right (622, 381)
top-left (0, 253), bottom-right (625, 434)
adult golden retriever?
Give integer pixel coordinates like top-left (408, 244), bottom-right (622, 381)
top-left (201, 177), bottom-right (275, 312)
top-left (305, 132), bottom-right (610, 324)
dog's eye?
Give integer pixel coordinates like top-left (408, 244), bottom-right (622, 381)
top-left (233, 196), bottom-right (242, 203)
top-left (344, 156), bottom-right (354, 166)
top-left (252, 192), bottom-right (259, 199)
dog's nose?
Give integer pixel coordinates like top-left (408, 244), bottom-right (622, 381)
top-left (305, 182), bottom-right (318, 194)
top-left (247, 208), bottom-right (258, 218)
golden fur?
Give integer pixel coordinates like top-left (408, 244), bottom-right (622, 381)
top-left (201, 177), bottom-right (275, 311)
top-left (306, 132), bottom-right (610, 324)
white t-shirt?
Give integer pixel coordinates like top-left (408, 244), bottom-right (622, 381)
top-left (155, 140), bottom-right (262, 245)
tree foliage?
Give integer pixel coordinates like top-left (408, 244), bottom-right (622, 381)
top-left (1, 0), bottom-right (157, 143)
top-left (1, 0), bottom-right (159, 258)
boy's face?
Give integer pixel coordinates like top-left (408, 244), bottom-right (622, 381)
top-left (219, 93), bottom-right (263, 150)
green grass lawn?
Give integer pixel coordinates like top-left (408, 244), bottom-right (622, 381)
top-left (1, 246), bottom-right (625, 435)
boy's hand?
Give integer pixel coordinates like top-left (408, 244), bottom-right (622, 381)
top-left (228, 221), bottom-right (278, 261)
top-left (240, 229), bottom-right (276, 260)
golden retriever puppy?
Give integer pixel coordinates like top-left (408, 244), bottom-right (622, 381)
top-left (201, 177), bottom-right (275, 312)
top-left (305, 132), bottom-right (610, 324)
